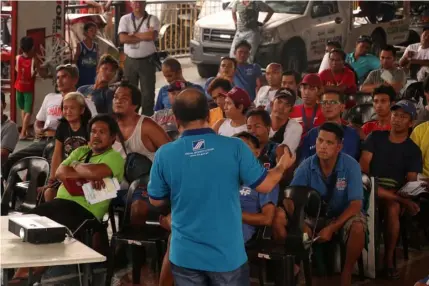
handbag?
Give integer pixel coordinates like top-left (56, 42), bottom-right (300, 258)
top-left (117, 130), bottom-right (153, 183)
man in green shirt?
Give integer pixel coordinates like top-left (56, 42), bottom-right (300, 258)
top-left (10, 114), bottom-right (124, 284)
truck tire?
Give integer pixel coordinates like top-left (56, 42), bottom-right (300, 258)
top-left (407, 30), bottom-right (420, 45)
top-left (281, 38), bottom-right (307, 74)
top-left (197, 64), bottom-right (218, 79)
top-left (371, 29), bottom-right (386, 56)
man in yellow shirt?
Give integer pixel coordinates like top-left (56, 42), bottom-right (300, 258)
top-left (410, 121), bottom-right (429, 178)
top-left (207, 78), bottom-right (233, 127)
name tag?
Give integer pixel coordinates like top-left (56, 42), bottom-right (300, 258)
top-left (336, 178), bottom-right (347, 191)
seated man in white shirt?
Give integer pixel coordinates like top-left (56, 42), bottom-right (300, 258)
top-left (399, 28), bottom-right (429, 81)
top-left (254, 63), bottom-right (282, 110)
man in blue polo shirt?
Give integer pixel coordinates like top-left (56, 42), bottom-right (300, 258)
top-left (300, 91), bottom-right (360, 162)
top-left (148, 88), bottom-right (296, 285)
top-left (346, 35), bottom-right (381, 84)
top-left (273, 122), bottom-right (365, 286)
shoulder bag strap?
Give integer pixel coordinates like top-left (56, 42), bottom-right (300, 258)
top-left (131, 12), bottom-right (147, 33)
top-left (117, 129), bottom-right (129, 156)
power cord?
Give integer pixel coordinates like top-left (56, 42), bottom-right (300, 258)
top-left (64, 218), bottom-right (97, 286)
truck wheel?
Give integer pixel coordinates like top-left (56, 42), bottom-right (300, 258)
top-left (407, 30), bottom-right (420, 45)
top-left (197, 64), bottom-right (218, 78)
top-left (281, 38), bottom-right (307, 74)
top-left (371, 30), bottom-right (386, 56)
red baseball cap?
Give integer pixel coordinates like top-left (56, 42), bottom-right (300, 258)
top-left (167, 80), bottom-right (191, 92)
top-left (221, 87), bottom-right (251, 109)
top-left (301, 73), bottom-right (322, 88)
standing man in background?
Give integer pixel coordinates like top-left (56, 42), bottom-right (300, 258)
top-left (230, 0), bottom-right (274, 63)
top-left (118, 0), bottom-right (160, 116)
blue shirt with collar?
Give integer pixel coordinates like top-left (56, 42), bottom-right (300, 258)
top-left (346, 52), bottom-right (380, 84)
top-left (300, 125), bottom-right (361, 162)
top-left (77, 84), bottom-right (114, 114)
top-left (154, 82), bottom-right (205, 111)
top-left (291, 153), bottom-right (364, 218)
top-left (148, 128), bottom-right (267, 272)
top-left (234, 63), bottom-right (262, 101)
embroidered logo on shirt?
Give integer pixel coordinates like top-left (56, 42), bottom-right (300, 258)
top-left (192, 139), bottom-right (205, 151)
top-left (240, 187), bottom-right (252, 196)
top-left (336, 178), bottom-right (347, 191)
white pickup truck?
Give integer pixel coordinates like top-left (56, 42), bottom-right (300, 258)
top-left (190, 0), bottom-right (413, 78)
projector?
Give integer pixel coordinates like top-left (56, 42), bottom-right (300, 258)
top-left (8, 215), bottom-right (66, 244)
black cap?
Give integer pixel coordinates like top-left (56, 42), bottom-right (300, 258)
top-left (357, 35), bottom-right (373, 45)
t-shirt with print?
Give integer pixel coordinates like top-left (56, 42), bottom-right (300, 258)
top-left (78, 84), bottom-right (115, 114)
top-left (152, 108), bottom-right (177, 133)
top-left (361, 120), bottom-right (391, 137)
top-left (56, 146), bottom-right (124, 220)
top-left (362, 131), bottom-right (423, 189)
top-left (234, 63), bottom-right (262, 101)
top-left (155, 82), bottom-right (205, 111)
top-left (36, 93), bottom-right (97, 131)
top-left (319, 68), bottom-right (357, 94)
top-left (55, 121), bottom-right (89, 158)
top-left (362, 68), bottom-right (406, 91)
top-left (400, 43), bottom-right (429, 81)
top-left (291, 153), bottom-right (364, 218)
top-left (289, 104), bottom-right (325, 135)
top-left (410, 121), bottom-right (429, 178)
top-left (232, 1), bottom-right (269, 31)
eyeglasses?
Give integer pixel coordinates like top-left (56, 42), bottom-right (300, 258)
top-left (320, 100), bottom-right (341, 105)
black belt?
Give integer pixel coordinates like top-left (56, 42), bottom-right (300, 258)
top-left (128, 53), bottom-right (155, 60)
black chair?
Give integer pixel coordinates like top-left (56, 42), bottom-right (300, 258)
top-left (1, 157), bottom-right (49, 215)
top-left (256, 186), bottom-right (322, 286)
top-left (347, 92), bottom-right (373, 106)
top-left (105, 176), bottom-right (170, 286)
top-left (401, 81), bottom-right (424, 103)
top-left (166, 130), bottom-right (179, 141)
top-left (343, 103), bottom-right (376, 126)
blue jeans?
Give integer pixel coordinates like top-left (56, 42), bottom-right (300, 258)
top-left (171, 262), bottom-right (250, 286)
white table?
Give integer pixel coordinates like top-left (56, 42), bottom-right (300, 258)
top-left (0, 216), bottom-right (106, 286)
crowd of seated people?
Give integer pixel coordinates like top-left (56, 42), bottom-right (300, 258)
top-left (1, 29), bottom-right (429, 286)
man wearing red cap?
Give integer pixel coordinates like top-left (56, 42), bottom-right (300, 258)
top-left (213, 87), bottom-right (251, 137)
top-left (289, 74), bottom-right (325, 135)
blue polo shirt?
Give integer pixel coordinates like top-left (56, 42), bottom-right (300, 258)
top-left (345, 52), bottom-right (380, 84)
top-left (235, 63), bottom-right (262, 101)
top-left (300, 125), bottom-right (361, 162)
top-left (291, 153), bottom-right (364, 218)
top-left (77, 84), bottom-right (114, 114)
top-left (154, 82), bottom-right (204, 111)
top-left (148, 128), bottom-right (267, 272)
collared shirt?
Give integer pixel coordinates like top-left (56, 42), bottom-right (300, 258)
top-left (319, 67), bottom-right (357, 95)
top-left (148, 128), bottom-right (267, 272)
top-left (300, 124), bottom-right (360, 162)
top-left (291, 153), bottom-right (364, 218)
top-left (118, 12), bottom-right (160, 58)
top-left (154, 82), bottom-right (205, 111)
top-left (346, 52), bottom-right (381, 84)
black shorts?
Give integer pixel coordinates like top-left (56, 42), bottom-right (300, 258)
top-left (28, 198), bottom-right (97, 237)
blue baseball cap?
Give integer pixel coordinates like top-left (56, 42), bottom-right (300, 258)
top-left (390, 100), bottom-right (417, 119)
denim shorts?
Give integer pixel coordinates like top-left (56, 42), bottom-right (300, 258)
top-left (170, 262), bottom-right (250, 286)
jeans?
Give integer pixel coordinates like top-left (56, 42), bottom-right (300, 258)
top-left (229, 28), bottom-right (261, 63)
top-left (171, 262), bottom-right (250, 286)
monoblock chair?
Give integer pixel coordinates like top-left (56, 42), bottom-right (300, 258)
top-left (1, 157), bottom-right (49, 215)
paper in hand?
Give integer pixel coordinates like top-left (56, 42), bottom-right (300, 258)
top-left (381, 70), bottom-right (393, 83)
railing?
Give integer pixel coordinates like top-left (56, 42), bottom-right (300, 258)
top-left (66, 0), bottom-right (224, 57)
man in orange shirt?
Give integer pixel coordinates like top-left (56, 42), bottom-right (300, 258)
top-left (289, 74), bottom-right (325, 136)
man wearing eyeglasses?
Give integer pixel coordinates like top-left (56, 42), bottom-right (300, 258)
top-left (300, 91), bottom-right (360, 162)
top-left (345, 35), bottom-right (381, 85)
